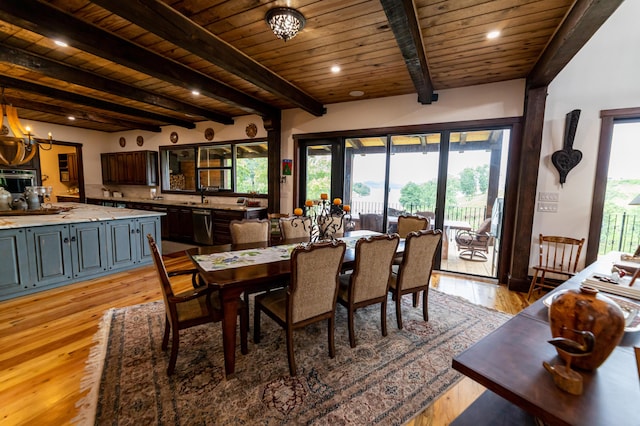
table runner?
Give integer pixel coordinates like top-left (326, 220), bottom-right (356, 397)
top-left (192, 235), bottom-right (371, 272)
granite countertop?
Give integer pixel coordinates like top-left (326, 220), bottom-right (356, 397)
top-left (0, 203), bottom-right (165, 230)
top-left (87, 195), bottom-right (265, 212)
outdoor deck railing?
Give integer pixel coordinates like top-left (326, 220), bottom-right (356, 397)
top-left (352, 202), bottom-right (639, 253)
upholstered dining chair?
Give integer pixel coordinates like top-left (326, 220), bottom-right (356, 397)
top-left (527, 234), bottom-right (585, 300)
top-left (147, 235), bottom-right (248, 375)
top-left (279, 216), bottom-right (313, 241)
top-left (396, 214), bottom-right (430, 238)
top-left (337, 233), bottom-right (400, 347)
top-left (253, 240), bottom-right (346, 376)
top-left (388, 229), bottom-right (442, 329)
top-left (393, 214), bottom-right (431, 265)
top-left (229, 218), bottom-right (279, 322)
top-left (229, 218), bottom-right (270, 245)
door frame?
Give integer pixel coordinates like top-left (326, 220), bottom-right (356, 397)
top-left (292, 117), bottom-right (521, 282)
top-left (586, 106), bottom-right (640, 264)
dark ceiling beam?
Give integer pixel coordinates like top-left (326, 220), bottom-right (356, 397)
top-left (0, 75), bottom-right (195, 129)
top-left (5, 97), bottom-right (162, 133)
top-left (0, 0), bottom-right (277, 118)
top-left (0, 43), bottom-right (233, 125)
top-left (91, 0), bottom-right (326, 117)
top-left (528, 0), bottom-right (624, 88)
top-left (379, 0), bottom-right (435, 104)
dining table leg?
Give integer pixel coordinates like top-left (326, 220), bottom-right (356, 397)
top-left (219, 287), bottom-right (243, 377)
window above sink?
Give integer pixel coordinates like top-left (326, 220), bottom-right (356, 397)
top-left (159, 139), bottom-right (268, 198)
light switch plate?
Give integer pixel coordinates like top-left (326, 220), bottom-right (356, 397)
top-left (539, 192), bottom-right (559, 202)
top-left (538, 202), bottom-right (558, 212)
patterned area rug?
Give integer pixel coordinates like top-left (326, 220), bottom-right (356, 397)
top-left (76, 291), bottom-right (511, 425)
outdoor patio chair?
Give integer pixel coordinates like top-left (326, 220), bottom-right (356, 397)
top-left (359, 213), bottom-right (384, 233)
top-left (455, 218), bottom-right (492, 261)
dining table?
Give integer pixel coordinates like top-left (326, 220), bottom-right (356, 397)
top-left (186, 230), bottom-right (403, 377)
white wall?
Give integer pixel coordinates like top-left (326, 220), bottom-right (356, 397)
top-left (533, 0), bottom-right (640, 268)
top-left (280, 79), bottom-right (526, 212)
top-left (15, 120), bottom-right (110, 187)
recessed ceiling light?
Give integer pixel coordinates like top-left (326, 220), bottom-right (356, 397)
top-left (54, 40), bottom-right (68, 47)
top-left (487, 30), bottom-right (500, 40)
top-left (67, 116), bottom-right (75, 121)
top-left (349, 90), bottom-right (364, 97)
top-left (191, 90), bottom-right (200, 95)
top-left (331, 65), bottom-right (341, 73)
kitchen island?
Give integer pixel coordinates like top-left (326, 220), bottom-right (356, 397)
top-left (0, 203), bottom-right (163, 301)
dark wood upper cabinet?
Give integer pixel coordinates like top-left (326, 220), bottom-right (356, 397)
top-left (101, 150), bottom-right (157, 186)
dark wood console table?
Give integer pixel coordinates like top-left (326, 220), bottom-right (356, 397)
top-left (453, 254), bottom-right (640, 425)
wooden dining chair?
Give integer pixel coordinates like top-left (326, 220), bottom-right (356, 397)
top-left (527, 234), bottom-right (585, 300)
top-left (147, 234), bottom-right (248, 375)
top-left (279, 216), bottom-right (313, 241)
top-left (253, 240), bottom-right (346, 376)
top-left (337, 233), bottom-right (400, 347)
top-left (389, 229), bottom-right (442, 329)
top-left (229, 218), bottom-right (270, 245)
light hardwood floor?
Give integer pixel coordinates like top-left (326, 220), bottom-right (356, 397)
top-left (0, 253), bottom-right (537, 425)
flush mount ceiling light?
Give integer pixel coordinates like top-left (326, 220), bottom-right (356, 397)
top-left (487, 30), bottom-right (501, 40)
top-left (265, 7), bottom-right (306, 42)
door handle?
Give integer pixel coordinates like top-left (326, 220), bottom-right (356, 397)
top-left (70, 236), bottom-right (76, 242)
top-left (63, 237), bottom-right (69, 244)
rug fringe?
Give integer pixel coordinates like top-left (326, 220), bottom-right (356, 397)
top-left (73, 308), bottom-right (114, 426)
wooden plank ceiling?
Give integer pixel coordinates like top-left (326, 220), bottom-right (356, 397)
top-left (0, 0), bottom-right (622, 133)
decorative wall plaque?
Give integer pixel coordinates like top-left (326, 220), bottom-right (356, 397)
top-left (246, 123), bottom-right (258, 138)
top-left (204, 127), bottom-right (214, 141)
top-left (551, 109), bottom-right (582, 186)
top-left (119, 137), bottom-right (126, 147)
top-left (170, 131), bottom-right (179, 143)
top-left (136, 135), bottom-right (144, 146)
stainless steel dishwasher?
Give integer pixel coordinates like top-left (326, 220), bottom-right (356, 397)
top-left (192, 209), bottom-right (214, 245)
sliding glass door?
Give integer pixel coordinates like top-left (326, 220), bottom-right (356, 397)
top-left (441, 130), bottom-right (509, 277)
top-left (295, 123), bottom-right (512, 279)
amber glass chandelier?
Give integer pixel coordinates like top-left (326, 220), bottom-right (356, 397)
top-left (0, 88), bottom-right (52, 166)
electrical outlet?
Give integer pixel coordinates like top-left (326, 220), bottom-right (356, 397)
top-left (537, 202), bottom-right (558, 212)
top-left (539, 192), bottom-right (559, 202)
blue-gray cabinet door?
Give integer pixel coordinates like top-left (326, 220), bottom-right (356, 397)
top-left (70, 222), bottom-right (108, 278)
top-left (105, 220), bottom-right (136, 270)
top-left (0, 229), bottom-right (30, 298)
top-left (26, 225), bottom-right (73, 286)
top-left (136, 217), bottom-right (161, 262)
